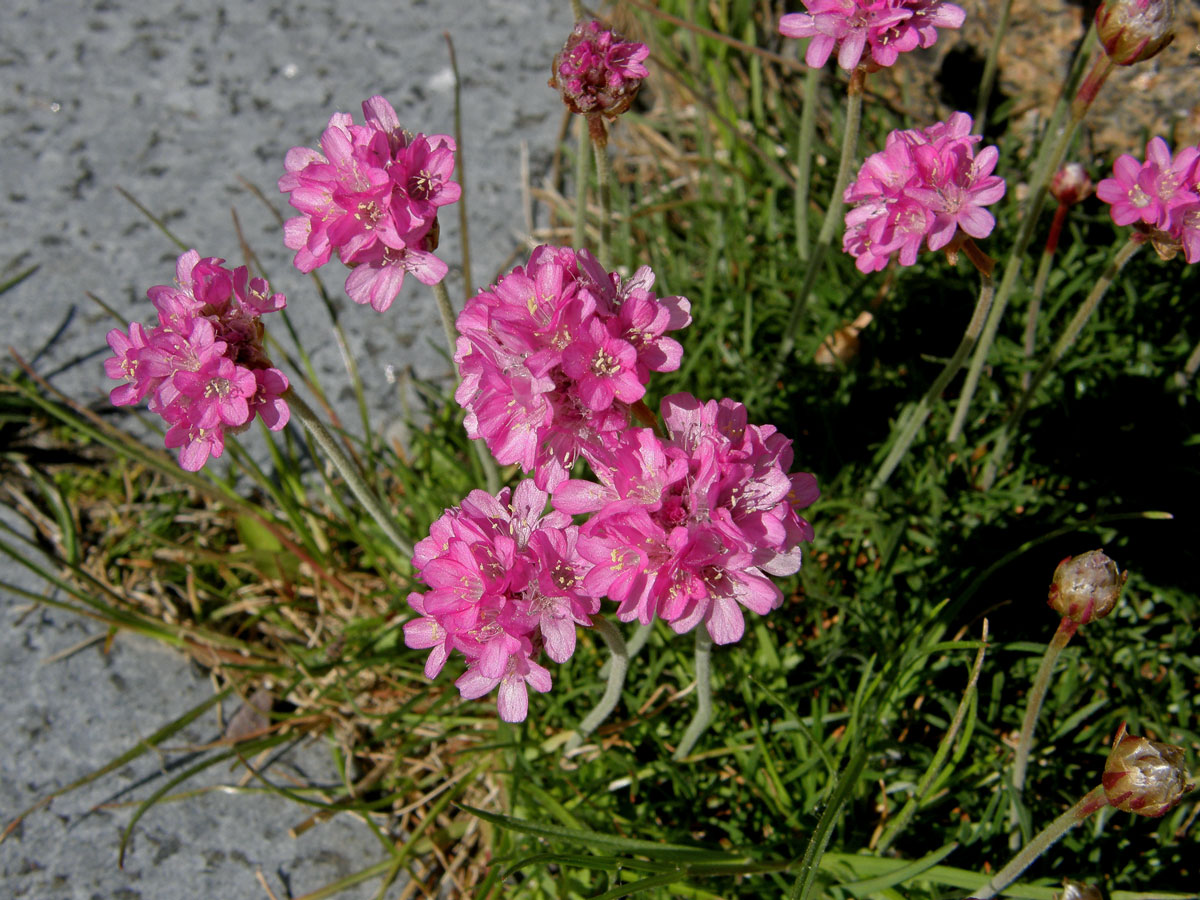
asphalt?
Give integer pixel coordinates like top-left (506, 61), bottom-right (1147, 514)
top-left (1, 1), bottom-right (571, 896)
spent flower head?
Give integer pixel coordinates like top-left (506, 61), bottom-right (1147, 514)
top-left (842, 112), bottom-right (1005, 272)
top-left (104, 250), bottom-right (290, 471)
top-left (550, 19), bottom-right (649, 119)
top-left (779, 0), bottom-right (965, 72)
top-left (1047, 549), bottom-right (1126, 624)
top-left (278, 95), bottom-right (456, 312)
top-left (1102, 723), bottom-right (1195, 817)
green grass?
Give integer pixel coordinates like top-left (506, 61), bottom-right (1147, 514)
top-left (2, 1), bottom-right (1198, 898)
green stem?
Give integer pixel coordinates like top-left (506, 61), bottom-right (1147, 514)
top-left (565, 616), bottom-right (629, 751)
top-left (1008, 616), bottom-right (1077, 846)
top-left (980, 237), bottom-right (1141, 489)
top-left (573, 115), bottom-right (590, 251)
top-left (947, 47), bottom-right (1112, 444)
top-left (775, 66), bottom-right (865, 373)
top-left (974, 786), bottom-right (1109, 900)
top-left (794, 59), bottom-right (821, 262)
top-left (286, 388), bottom-right (413, 556)
top-left (443, 33), bottom-right (472, 302)
top-left (973, 0), bottom-right (1014, 128)
top-left (1021, 244), bottom-right (1057, 390)
top-left (865, 263), bottom-right (994, 505)
top-left (591, 120), bottom-right (613, 269)
top-left (673, 629), bottom-right (714, 761)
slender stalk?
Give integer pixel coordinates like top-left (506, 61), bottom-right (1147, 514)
top-left (590, 119), bottom-right (613, 269)
top-left (980, 237), bottom-right (1141, 489)
top-left (570, 0), bottom-right (584, 20)
top-left (974, 786), bottom-right (1109, 900)
top-left (973, 0), bottom-right (1014, 128)
top-left (565, 616), bottom-right (629, 751)
top-left (775, 66), bottom-right (866, 373)
top-left (285, 388), bottom-right (413, 556)
top-left (443, 33), bottom-right (472, 302)
top-left (573, 115), bottom-right (590, 251)
top-left (599, 621), bottom-right (653, 678)
top-left (673, 629), bottom-right (714, 761)
top-left (794, 60), bottom-right (821, 262)
top-left (1008, 616), bottom-right (1078, 846)
top-left (947, 47), bottom-right (1113, 444)
top-left (864, 262), bottom-right (994, 506)
top-left (1176, 336), bottom-right (1200, 391)
top-left (1021, 204), bottom-right (1068, 389)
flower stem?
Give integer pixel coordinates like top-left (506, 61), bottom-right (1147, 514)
top-left (974, 786), bottom-right (1109, 900)
top-left (979, 237), bottom-right (1141, 489)
top-left (794, 60), bottom-right (821, 262)
top-left (565, 616), bottom-right (628, 751)
top-left (864, 263), bottom-right (994, 506)
top-left (1008, 616), bottom-right (1078, 846)
top-left (947, 43), bottom-right (1109, 445)
top-left (673, 629), bottom-right (714, 761)
top-left (774, 66), bottom-right (865, 374)
top-left (973, 0), bottom-right (1014, 128)
top-left (573, 115), bottom-right (590, 251)
top-left (590, 118), bottom-right (613, 269)
top-left (1021, 204), bottom-right (1068, 389)
top-left (286, 388), bottom-right (413, 556)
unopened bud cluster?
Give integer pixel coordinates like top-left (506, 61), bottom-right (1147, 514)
top-left (1102, 726), bottom-right (1195, 817)
top-left (1095, 0), bottom-right (1176, 65)
top-left (1048, 550), bottom-right (1126, 624)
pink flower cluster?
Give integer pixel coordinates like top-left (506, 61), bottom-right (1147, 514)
top-left (554, 394), bottom-right (819, 646)
top-left (278, 95), bottom-right (458, 313)
top-left (403, 481), bottom-right (600, 723)
top-left (780, 0), bottom-right (965, 72)
top-left (454, 246), bottom-right (692, 491)
top-left (104, 251), bottom-right (290, 471)
top-left (1097, 136), bottom-right (1200, 263)
top-left (550, 19), bottom-right (649, 118)
top-left (842, 112), bottom-right (1006, 273)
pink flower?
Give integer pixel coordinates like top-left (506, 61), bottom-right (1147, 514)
top-left (104, 251), bottom-right (290, 471)
top-left (279, 95), bottom-right (456, 311)
top-left (780, 0), bottom-right (964, 71)
top-left (403, 480), bottom-right (601, 722)
top-left (842, 112), bottom-right (1005, 271)
top-left (551, 19), bottom-right (649, 118)
top-left (455, 246), bottom-right (691, 490)
top-left (1097, 137), bottom-right (1200, 263)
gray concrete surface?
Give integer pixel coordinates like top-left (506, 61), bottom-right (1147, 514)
top-left (1, 1), bottom-right (571, 896)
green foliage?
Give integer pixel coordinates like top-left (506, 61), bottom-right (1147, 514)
top-left (3, 1), bottom-right (1198, 898)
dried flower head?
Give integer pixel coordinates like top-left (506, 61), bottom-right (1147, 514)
top-left (1102, 724), bottom-right (1195, 817)
top-left (1095, 0), bottom-right (1176, 65)
top-left (1047, 550), bottom-right (1126, 624)
top-left (550, 20), bottom-right (649, 119)
top-left (1057, 881), bottom-right (1104, 900)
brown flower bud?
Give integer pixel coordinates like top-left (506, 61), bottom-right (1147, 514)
top-left (1095, 0), bottom-right (1176, 66)
top-left (1050, 163), bottom-right (1094, 207)
top-left (1047, 550), bottom-right (1126, 624)
top-left (1058, 880), bottom-right (1104, 900)
top-left (1102, 724), bottom-right (1195, 817)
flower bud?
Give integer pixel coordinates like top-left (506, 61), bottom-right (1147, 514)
top-left (1095, 0), bottom-right (1176, 66)
top-left (1058, 880), bottom-right (1104, 900)
top-left (550, 20), bottom-right (650, 119)
top-left (1102, 724), bottom-right (1194, 817)
top-left (1047, 550), bottom-right (1126, 624)
top-left (1050, 163), bottom-right (1094, 207)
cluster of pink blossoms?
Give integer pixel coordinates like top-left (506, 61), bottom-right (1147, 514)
top-left (104, 251), bottom-right (290, 471)
top-left (779, 0), bottom-right (965, 71)
top-left (1096, 136), bottom-right (1200, 263)
top-left (403, 481), bottom-right (600, 723)
top-left (550, 19), bottom-right (649, 119)
top-left (278, 95), bottom-right (458, 313)
top-left (842, 112), bottom-right (1006, 272)
top-left (554, 394), bottom-right (818, 645)
top-left (454, 246), bottom-right (692, 491)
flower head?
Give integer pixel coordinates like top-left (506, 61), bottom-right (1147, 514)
top-left (779, 0), bottom-right (964, 72)
top-left (1097, 136), bottom-right (1200, 263)
top-left (279, 96), bottom-right (456, 312)
top-left (551, 19), bottom-right (649, 118)
top-left (842, 112), bottom-right (1005, 272)
top-left (454, 246), bottom-right (691, 490)
top-left (104, 251), bottom-right (290, 471)
top-left (1047, 550), bottom-right (1126, 625)
top-left (1096, 0), bottom-right (1176, 66)
top-left (1102, 723), bottom-right (1195, 817)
